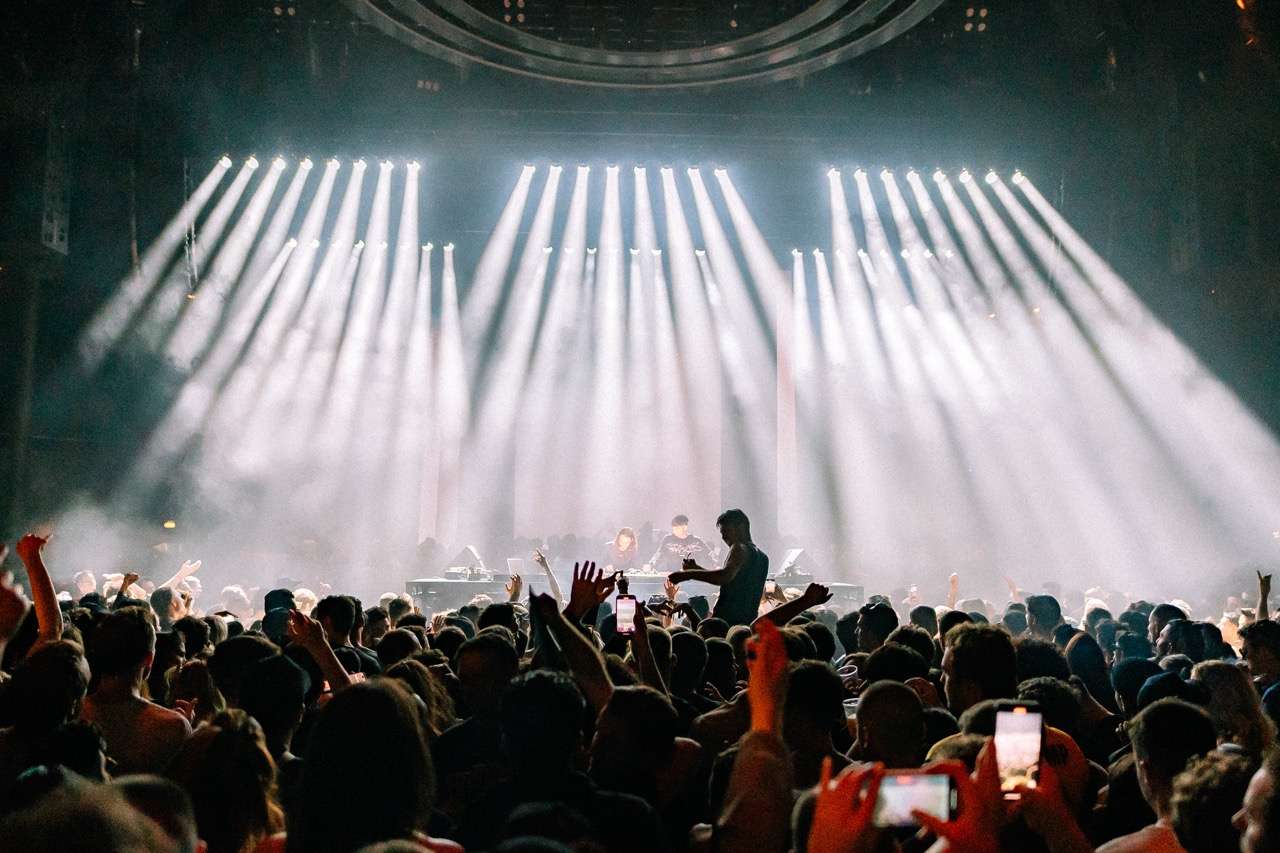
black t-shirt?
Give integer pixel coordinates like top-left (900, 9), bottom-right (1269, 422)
top-left (712, 545), bottom-right (768, 627)
top-left (649, 534), bottom-right (716, 573)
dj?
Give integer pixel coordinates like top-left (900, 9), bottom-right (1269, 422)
top-left (666, 508), bottom-right (769, 627)
top-left (644, 514), bottom-right (716, 574)
top-left (602, 527), bottom-right (641, 572)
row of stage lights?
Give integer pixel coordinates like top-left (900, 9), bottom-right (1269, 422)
top-left (827, 166), bottom-right (1026, 186)
top-left (218, 155), bottom-right (423, 172)
top-left (791, 246), bottom-right (957, 260)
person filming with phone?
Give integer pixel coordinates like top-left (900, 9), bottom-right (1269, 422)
top-left (665, 508), bottom-right (768, 627)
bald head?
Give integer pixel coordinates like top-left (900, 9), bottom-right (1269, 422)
top-left (856, 680), bottom-right (925, 767)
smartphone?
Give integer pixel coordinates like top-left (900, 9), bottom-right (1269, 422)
top-left (873, 770), bottom-right (957, 828)
top-left (994, 701), bottom-right (1043, 799)
top-left (646, 594), bottom-right (669, 608)
top-left (615, 594), bottom-right (638, 635)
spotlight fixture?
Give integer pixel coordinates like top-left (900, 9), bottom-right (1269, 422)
top-left (522, 163), bottom-right (534, 171)
top-left (286, 237), bottom-right (298, 248)
top-left (380, 241), bottom-right (388, 249)
top-left (272, 156), bottom-right (286, 169)
top-left (900, 249), bottom-right (910, 258)
top-left (408, 160), bottom-right (420, 170)
top-left (246, 156), bottom-right (259, 170)
top-left (578, 164), bottom-right (590, 172)
top-left (791, 248), bottom-right (802, 257)
top-left (853, 168), bottom-right (866, 179)
top-left (813, 248), bottom-right (823, 257)
top-left (857, 249), bottom-right (868, 258)
top-left (944, 249), bottom-right (955, 258)
top-left (933, 169), bottom-right (946, 183)
top-left (660, 165), bottom-right (673, 174)
top-left (543, 246), bottom-right (553, 254)
top-left (381, 159), bottom-right (393, 170)
top-left (958, 169), bottom-right (972, 184)
top-left (630, 248), bottom-right (640, 256)
top-left (310, 239), bottom-right (321, 248)
top-left (354, 158), bottom-right (367, 170)
top-left (587, 247), bottom-right (597, 255)
top-left (328, 157), bottom-right (340, 168)
top-left (880, 167), bottom-right (892, 180)
top-left (827, 167), bottom-right (840, 178)
top-left (651, 248), bottom-right (662, 256)
top-left (354, 240), bottom-right (365, 249)
top-left (687, 166), bottom-right (700, 176)
top-left (1012, 170), bottom-right (1025, 185)
top-left (219, 155), bottom-right (233, 168)
top-left (985, 170), bottom-right (998, 184)
top-left (695, 249), bottom-right (706, 257)
top-left (444, 242), bottom-right (455, 252)
top-left (907, 168), bottom-right (918, 179)
top-left (879, 249), bottom-right (889, 258)
top-left (301, 157), bottom-right (313, 170)
top-left (423, 242), bottom-right (434, 251)
top-left (607, 164), bottom-right (619, 172)
top-left (634, 165), bottom-right (646, 174)
top-left (923, 249), bottom-right (933, 258)
top-left (163, 519), bottom-right (177, 530)
top-left (713, 167), bottom-right (727, 178)
top-left (549, 163), bottom-right (562, 172)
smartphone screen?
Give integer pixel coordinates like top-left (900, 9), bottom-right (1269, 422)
top-left (873, 772), bottom-right (956, 828)
top-left (995, 706), bottom-right (1043, 798)
top-left (615, 595), bottom-right (637, 635)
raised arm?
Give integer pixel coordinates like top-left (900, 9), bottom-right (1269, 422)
top-left (1259, 570), bottom-right (1272, 624)
top-left (628, 602), bottom-right (667, 694)
top-left (288, 609), bottom-right (352, 692)
top-left (159, 559), bottom-right (201, 591)
top-left (751, 582), bottom-right (832, 631)
top-left (533, 549), bottom-right (564, 607)
top-left (533, 592), bottom-right (614, 712)
top-left (16, 534), bottom-right (62, 646)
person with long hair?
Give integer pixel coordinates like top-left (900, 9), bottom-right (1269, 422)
top-left (167, 709), bottom-right (283, 853)
top-left (603, 527), bottom-right (640, 573)
top-left (1191, 660), bottom-right (1276, 756)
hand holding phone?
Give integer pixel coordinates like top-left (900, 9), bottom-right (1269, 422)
top-left (873, 769), bottom-right (958, 828)
top-left (615, 594), bottom-right (637, 635)
top-left (994, 701), bottom-right (1043, 799)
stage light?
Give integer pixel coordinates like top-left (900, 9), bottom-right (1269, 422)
top-left (879, 249), bottom-right (889, 258)
top-left (854, 168), bottom-right (866, 179)
top-left (791, 248), bottom-right (802, 257)
top-left (300, 157), bottom-right (313, 170)
top-left (985, 170), bottom-right (998, 184)
top-left (944, 249), bottom-right (954, 258)
top-left (880, 168), bottom-right (892, 180)
top-left (380, 241), bottom-right (388, 249)
top-left (354, 240), bottom-right (365, 249)
top-left (695, 248), bottom-right (706, 256)
top-left (219, 155), bottom-right (232, 168)
top-left (328, 157), bottom-right (340, 168)
top-left (687, 166), bottom-right (700, 176)
top-left (713, 167), bottom-right (727, 178)
top-left (578, 164), bottom-right (590, 173)
top-left (354, 158), bottom-right (367, 170)
top-left (272, 156), bottom-right (286, 170)
top-left (381, 159), bottom-right (393, 170)
top-left (900, 249), bottom-right (911, 258)
top-left (310, 239), bottom-right (320, 248)
top-left (246, 156), bottom-right (259, 170)
top-left (651, 248), bottom-right (662, 256)
top-left (607, 164), bottom-right (619, 173)
top-left (443, 242), bottom-right (454, 251)
top-left (423, 242), bottom-right (434, 251)
top-left (933, 169), bottom-right (946, 183)
top-left (923, 249), bottom-right (933, 258)
top-left (543, 246), bottom-right (553, 254)
top-left (959, 169), bottom-right (972, 184)
top-left (907, 168), bottom-right (918, 179)
top-left (286, 237), bottom-right (298, 248)
top-left (1012, 170), bottom-right (1025, 185)
top-left (163, 519), bottom-right (177, 530)
top-left (857, 248), bottom-right (868, 258)
top-left (630, 248), bottom-right (639, 256)
top-left (549, 164), bottom-right (562, 173)
top-left (661, 165), bottom-right (673, 175)
top-left (813, 248), bottom-right (823, 256)
top-left (587, 247), bottom-right (597, 255)
top-left (408, 160), bottom-right (420, 170)
top-left (634, 165), bottom-right (645, 174)
top-left (828, 167), bottom-right (840, 178)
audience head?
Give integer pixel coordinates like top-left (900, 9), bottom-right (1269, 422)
top-left (1129, 698), bottom-right (1218, 811)
top-left (455, 631), bottom-right (520, 717)
top-left (1241, 620), bottom-right (1280, 683)
top-left (1015, 637), bottom-right (1071, 683)
top-left (670, 630), bottom-right (708, 695)
top-left (862, 642), bottom-right (930, 685)
top-left (1236, 747), bottom-right (1280, 853)
top-left (88, 606), bottom-right (155, 681)
top-left (1150, 603), bottom-right (1189, 644)
top-left (1001, 608), bottom-right (1028, 636)
top-left (1025, 594), bottom-right (1062, 637)
top-left (937, 609), bottom-right (972, 641)
top-left (0, 773), bottom-right (174, 852)
top-left (942, 623), bottom-right (1017, 715)
top-left (1, 640), bottom-right (90, 735)
top-left (238, 653), bottom-right (310, 755)
top-left (782, 661), bottom-right (844, 746)
top-left (1112, 658), bottom-right (1163, 717)
top-left (1158, 618), bottom-right (1206, 662)
top-left (314, 595), bottom-right (357, 646)
top-left (1190, 660), bottom-right (1275, 756)
top-left (855, 601), bottom-right (898, 652)
top-left (884, 624), bottom-right (935, 666)
top-left (113, 774), bottom-right (201, 853)
top-left (909, 604), bottom-right (939, 637)
top-left (207, 633), bottom-right (279, 708)
top-left (376, 628), bottom-right (423, 668)
top-left (856, 681), bottom-right (924, 767)
top-left (1170, 750), bottom-right (1256, 853)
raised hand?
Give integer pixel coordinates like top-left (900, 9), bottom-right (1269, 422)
top-left (664, 577), bottom-right (679, 602)
top-left (806, 758), bottom-right (884, 853)
top-left (180, 559), bottom-right (202, 578)
top-left (15, 533), bottom-right (49, 566)
top-left (506, 573), bottom-right (523, 602)
top-left (430, 612), bottom-right (447, 635)
top-left (565, 561), bottom-right (614, 619)
top-left (173, 697), bottom-right (198, 723)
top-left (911, 746), bottom-right (1004, 853)
top-left (746, 619), bottom-right (789, 733)
top-left (533, 548), bottom-right (549, 570)
top-left (0, 571), bottom-right (31, 644)
top-left (121, 572), bottom-right (141, 594)
top-left (802, 582), bottom-right (833, 606)
top-left (288, 608), bottom-right (328, 650)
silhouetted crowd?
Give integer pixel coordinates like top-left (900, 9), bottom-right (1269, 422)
top-left (2, 525), bottom-right (1280, 853)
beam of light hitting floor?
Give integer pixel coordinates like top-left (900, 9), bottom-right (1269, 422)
top-left (998, 178), bottom-right (1280, 560)
top-left (433, 244), bottom-right (469, 544)
top-left (167, 158), bottom-right (310, 371)
top-left (79, 157), bottom-right (231, 371)
top-left (513, 168), bottom-right (591, 535)
top-left (461, 164), bottom-right (539, 357)
top-left (459, 166), bottom-right (564, 542)
top-left (116, 160), bottom-right (340, 504)
top-left (412, 245), bottom-right (440, 546)
top-left (623, 167), bottom-right (659, 523)
top-left (158, 157), bottom-right (287, 362)
top-left (660, 168), bottom-right (722, 527)
top-left (959, 174), bottom-right (1196, 578)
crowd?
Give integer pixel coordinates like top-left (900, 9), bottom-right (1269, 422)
top-left (1, 508), bottom-right (1280, 853)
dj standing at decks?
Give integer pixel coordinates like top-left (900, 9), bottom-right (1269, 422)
top-left (644, 514), bottom-right (717, 574)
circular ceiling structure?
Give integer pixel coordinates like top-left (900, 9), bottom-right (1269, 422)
top-left (341, 0), bottom-right (947, 88)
